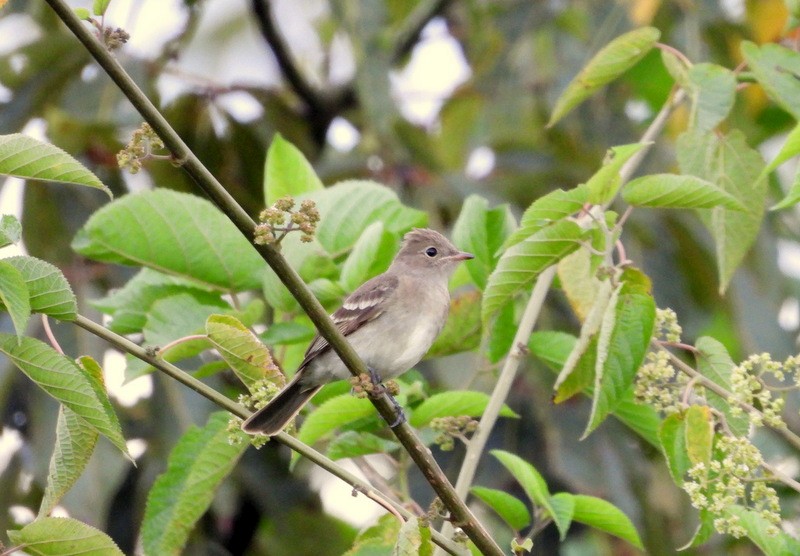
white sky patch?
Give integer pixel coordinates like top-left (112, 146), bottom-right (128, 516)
top-left (390, 18), bottom-right (472, 127)
top-left (329, 32), bottom-right (356, 86)
top-left (625, 99), bottom-right (652, 123)
top-left (326, 117), bottom-right (360, 152)
top-left (310, 456), bottom-right (393, 526)
top-left (8, 505), bottom-right (35, 526)
top-left (778, 239), bottom-right (800, 280)
top-left (104, 0), bottom-right (188, 59)
top-left (779, 297), bottom-right (800, 331)
top-left (215, 91), bottom-right (264, 123)
top-left (0, 427), bottom-right (24, 475)
top-left (0, 14), bottom-right (41, 56)
top-left (103, 349), bottom-right (153, 407)
top-left (126, 438), bottom-right (148, 460)
top-left (720, 0), bottom-right (745, 21)
top-left (465, 146), bottom-right (496, 180)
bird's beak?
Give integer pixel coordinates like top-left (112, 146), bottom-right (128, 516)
top-left (450, 251), bottom-right (475, 261)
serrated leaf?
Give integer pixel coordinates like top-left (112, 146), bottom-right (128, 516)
top-left (0, 134), bottom-right (111, 197)
top-left (676, 130), bottom-right (766, 294)
top-left (528, 330), bottom-right (578, 371)
top-left (297, 394), bottom-right (375, 448)
top-left (206, 314), bottom-right (283, 390)
top-left (622, 174), bottom-right (745, 210)
top-left (762, 121), bottom-right (800, 179)
top-left (470, 486), bottom-right (531, 531)
top-left (483, 219), bottom-right (584, 325)
top-left (585, 142), bottom-right (649, 205)
top-left (264, 133), bottom-right (324, 205)
top-left (685, 405), bottom-right (713, 466)
top-left (504, 186), bottom-right (588, 249)
top-left (548, 27), bottom-right (660, 126)
top-left (410, 391), bottom-right (518, 428)
top-left (452, 195), bottom-right (516, 289)
top-left (724, 506), bottom-right (800, 556)
top-left (571, 494), bottom-right (643, 549)
top-left (72, 190), bottom-right (264, 291)
top-left (260, 320), bottom-right (315, 346)
top-left (741, 41), bottom-right (800, 120)
top-left (694, 336), bottom-right (749, 436)
top-left (4, 256), bottom-right (77, 321)
top-left (549, 493), bottom-right (576, 541)
top-left (393, 516), bottom-right (432, 556)
top-left (585, 288), bottom-right (655, 437)
top-left (7, 517), bottom-right (124, 555)
top-left (344, 514), bottom-right (399, 555)
top-left (427, 291), bottom-right (482, 358)
top-left (0, 334), bottom-right (129, 456)
top-left (38, 406), bottom-right (98, 517)
top-left (557, 247), bottom-right (604, 322)
top-left (0, 214), bottom-right (21, 247)
top-left (0, 259), bottom-right (30, 338)
top-left (326, 431), bottom-right (400, 461)
top-left (141, 412), bottom-right (247, 556)
top-left (339, 222), bottom-right (398, 292)
top-left (658, 413), bottom-right (691, 485)
top-left (686, 63), bottom-right (736, 132)
top-left (142, 293), bottom-right (224, 360)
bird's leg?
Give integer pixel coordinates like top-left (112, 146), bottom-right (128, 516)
top-left (366, 367), bottom-right (406, 428)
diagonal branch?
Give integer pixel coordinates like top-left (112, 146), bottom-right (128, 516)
top-left (44, 1), bottom-right (500, 554)
top-left (391, 0), bottom-right (455, 64)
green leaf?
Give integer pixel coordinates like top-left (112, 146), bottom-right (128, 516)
top-left (741, 41), bottom-right (800, 120)
top-left (74, 7), bottom-right (91, 19)
top-left (612, 392), bottom-right (661, 448)
top-left (38, 405), bottom-right (98, 517)
top-left (725, 506), bottom-right (800, 556)
top-left (393, 516), bottom-right (432, 556)
top-left (311, 180), bottom-right (426, 254)
top-left (142, 293), bottom-right (224, 358)
top-left (206, 314), bottom-right (284, 390)
top-left (658, 413), bottom-right (691, 485)
top-left (585, 142), bottom-right (649, 205)
top-left (622, 174), bottom-right (745, 210)
top-left (528, 330), bottom-right (578, 371)
top-left (694, 336), bottom-right (749, 436)
top-left (436, 92), bottom-right (483, 170)
top-left (0, 214), bottom-right (21, 247)
top-left (676, 129), bottom-right (767, 294)
top-left (326, 431), bottom-right (400, 461)
top-left (470, 486), bottom-right (531, 531)
top-left (686, 63), bottom-right (736, 132)
top-left (7, 517), bottom-right (124, 555)
top-left (0, 134), bottom-right (111, 197)
top-left (660, 48), bottom-right (690, 85)
top-left (92, 0), bottom-right (111, 16)
top-left (263, 133), bottom-right (324, 205)
top-left (410, 391), bottom-right (518, 428)
top-left (761, 121), bottom-right (800, 179)
top-left (685, 405), bottom-right (713, 466)
top-left (0, 259), bottom-right (30, 338)
top-left (557, 247), bottom-right (604, 322)
top-left (548, 27), bottom-right (660, 127)
top-left (141, 412), bottom-right (247, 556)
top-left (297, 394), bottom-right (375, 448)
top-left (260, 320), bottom-right (315, 346)
top-left (339, 222), bottom-right (398, 292)
top-left (584, 288), bottom-right (656, 437)
top-left (571, 494), bottom-right (644, 549)
top-left (452, 195), bottom-right (516, 289)
top-left (483, 219), bottom-right (584, 325)
top-left (772, 162), bottom-right (800, 211)
top-left (504, 186), bottom-right (588, 249)
top-left (4, 256), bottom-right (77, 321)
top-left (548, 493), bottom-right (576, 541)
top-left (344, 514), bottom-right (399, 555)
top-left (427, 291), bottom-right (482, 359)
top-left (72, 189), bottom-right (265, 291)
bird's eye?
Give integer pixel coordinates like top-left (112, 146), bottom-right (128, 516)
top-left (425, 247), bottom-right (438, 257)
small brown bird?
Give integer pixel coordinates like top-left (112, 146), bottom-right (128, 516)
top-left (242, 228), bottom-right (474, 436)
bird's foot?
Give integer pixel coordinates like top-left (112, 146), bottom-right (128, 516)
top-left (362, 367), bottom-right (404, 428)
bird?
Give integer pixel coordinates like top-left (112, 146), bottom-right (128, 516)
top-left (241, 228), bottom-right (474, 436)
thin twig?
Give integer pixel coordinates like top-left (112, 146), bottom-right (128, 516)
top-left (41, 315), bottom-right (64, 355)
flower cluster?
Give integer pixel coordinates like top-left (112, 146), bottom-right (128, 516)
top-left (227, 379), bottom-right (283, 447)
top-left (683, 436), bottom-right (781, 537)
top-left (430, 415), bottom-right (478, 451)
top-left (116, 122), bottom-right (167, 174)
top-left (729, 353), bottom-right (798, 429)
top-left (654, 307), bottom-right (682, 343)
top-left (634, 349), bottom-right (686, 414)
top-left (254, 196), bottom-right (321, 246)
top-left (101, 26), bottom-right (130, 50)
top-left (348, 373), bottom-right (400, 397)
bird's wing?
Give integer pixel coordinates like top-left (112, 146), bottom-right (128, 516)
top-left (298, 274), bottom-right (399, 370)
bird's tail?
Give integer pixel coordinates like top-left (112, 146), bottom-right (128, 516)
top-left (241, 375), bottom-right (321, 436)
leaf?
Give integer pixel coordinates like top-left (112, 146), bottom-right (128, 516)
top-left (557, 247), bottom-right (604, 322)
top-left (548, 493), bottom-right (576, 541)
top-left (470, 486), bottom-right (531, 531)
top-left (483, 219), bottom-right (584, 325)
top-left (72, 189), bottom-right (265, 291)
top-left (772, 161), bottom-right (800, 211)
top-left (585, 142), bottom-right (650, 205)
top-left (92, 0), bottom-right (111, 16)
top-left (339, 222), bottom-right (398, 292)
top-left (141, 412), bottom-right (247, 556)
top-left (676, 129), bottom-right (767, 294)
top-left (725, 505), bottom-right (800, 556)
top-left (38, 406), bottom-right (99, 517)
top-left (584, 288), bottom-right (656, 437)
top-left (206, 314), bottom-right (284, 390)
top-left (260, 320), bottom-right (315, 346)
top-left (0, 214), bottom-right (21, 247)
top-left (0, 134), bottom-right (111, 197)
top-left (263, 133), bottom-right (324, 205)
top-left (571, 494), bottom-right (644, 549)
top-left (74, 7), bottom-right (91, 19)
top-left (297, 394), bottom-right (375, 448)
top-left (548, 27), bottom-right (660, 126)
top-left (694, 336), bottom-right (749, 436)
top-left (658, 413), bottom-right (691, 485)
top-left (344, 514), bottom-right (400, 555)
top-left (326, 431), bottom-right (400, 461)
top-left (0, 334), bottom-right (129, 456)
top-left (686, 63), bottom-right (736, 132)
top-left (685, 405), bottom-right (713, 466)
top-left (142, 293), bottom-right (225, 360)
top-left (661, 49), bottom-right (690, 85)
top-left (0, 259), bottom-right (30, 339)
top-left (452, 195), bottom-right (516, 289)
top-left (7, 517), bottom-right (124, 555)
top-left (622, 174), bottom-right (745, 210)
top-left (528, 330), bottom-right (578, 371)
top-left (426, 291), bottom-right (482, 358)
top-left (410, 391), bottom-right (518, 428)
top-left (311, 180), bottom-right (427, 254)
top-left (393, 516), bottom-right (432, 556)
top-left (761, 121), bottom-right (800, 179)
top-left (504, 186), bottom-right (588, 249)
top-left (741, 41), bottom-right (800, 120)
top-left (4, 256), bottom-right (77, 321)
